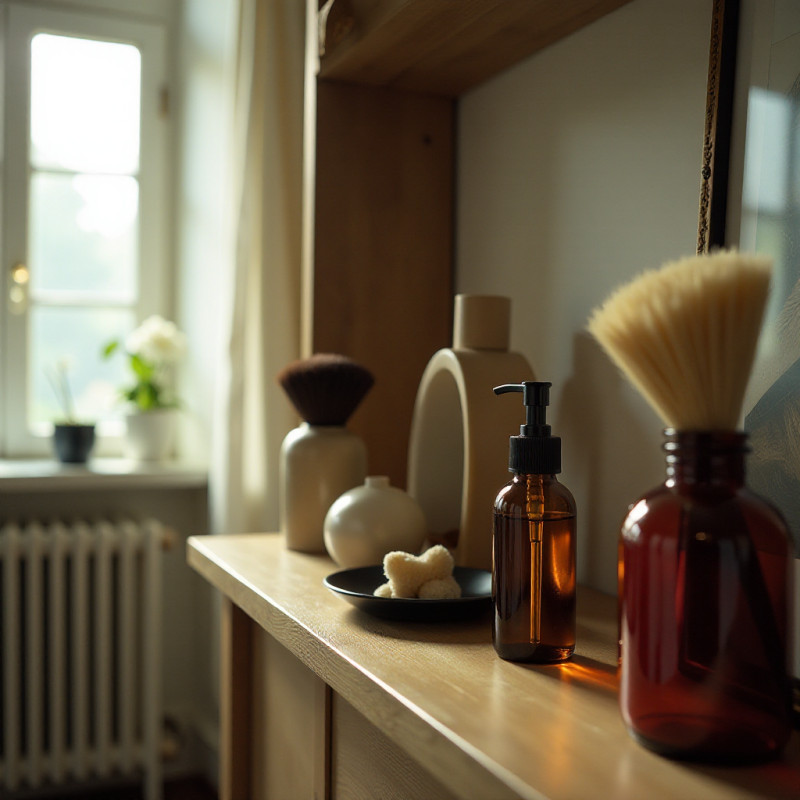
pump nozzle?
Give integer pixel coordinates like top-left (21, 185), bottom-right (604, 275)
top-left (493, 381), bottom-right (552, 437)
top-left (493, 381), bottom-right (560, 474)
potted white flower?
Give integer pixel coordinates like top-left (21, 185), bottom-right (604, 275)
top-left (103, 315), bottom-right (186, 461)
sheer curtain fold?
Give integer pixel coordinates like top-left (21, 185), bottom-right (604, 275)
top-left (211, 0), bottom-right (305, 536)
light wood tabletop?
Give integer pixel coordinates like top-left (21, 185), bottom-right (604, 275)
top-left (188, 532), bottom-right (800, 800)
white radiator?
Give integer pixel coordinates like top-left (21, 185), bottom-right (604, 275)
top-left (0, 518), bottom-right (165, 800)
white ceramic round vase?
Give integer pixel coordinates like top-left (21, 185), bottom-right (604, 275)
top-left (280, 423), bottom-right (367, 553)
top-left (125, 408), bottom-right (177, 461)
top-left (323, 476), bottom-right (427, 568)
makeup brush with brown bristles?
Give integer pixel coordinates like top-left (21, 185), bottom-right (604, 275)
top-left (587, 250), bottom-right (772, 431)
top-left (277, 353), bottom-right (374, 426)
top-left (277, 353), bottom-right (375, 553)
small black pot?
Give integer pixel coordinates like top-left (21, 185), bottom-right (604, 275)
top-left (53, 423), bottom-right (96, 464)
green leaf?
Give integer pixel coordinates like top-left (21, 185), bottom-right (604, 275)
top-left (130, 354), bottom-right (154, 380)
top-left (133, 381), bottom-right (161, 411)
top-left (102, 340), bottom-right (119, 359)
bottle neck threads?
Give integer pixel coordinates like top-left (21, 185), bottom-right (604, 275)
top-left (663, 429), bottom-right (748, 487)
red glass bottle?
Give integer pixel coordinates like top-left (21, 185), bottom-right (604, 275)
top-left (619, 430), bottom-right (794, 762)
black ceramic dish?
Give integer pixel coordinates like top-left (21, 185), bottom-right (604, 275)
top-left (323, 565), bottom-right (492, 622)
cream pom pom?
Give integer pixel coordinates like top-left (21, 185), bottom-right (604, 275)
top-left (381, 545), bottom-right (457, 598)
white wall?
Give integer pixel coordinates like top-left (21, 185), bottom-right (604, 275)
top-left (457, 0), bottom-right (713, 594)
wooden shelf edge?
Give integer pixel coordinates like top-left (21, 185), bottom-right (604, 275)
top-left (316, 0), bottom-right (636, 97)
top-left (187, 534), bottom-right (529, 799)
top-left (188, 534), bottom-right (800, 800)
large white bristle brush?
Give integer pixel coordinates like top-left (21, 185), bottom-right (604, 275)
top-left (587, 250), bottom-right (772, 431)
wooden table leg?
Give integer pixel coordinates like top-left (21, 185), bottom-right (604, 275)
top-left (220, 598), bottom-right (253, 800)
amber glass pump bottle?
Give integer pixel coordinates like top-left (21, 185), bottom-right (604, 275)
top-left (492, 382), bottom-right (576, 662)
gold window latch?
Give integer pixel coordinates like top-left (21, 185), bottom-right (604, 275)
top-left (8, 262), bottom-right (29, 314)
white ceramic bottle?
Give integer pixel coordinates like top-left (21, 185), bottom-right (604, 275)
top-left (277, 353), bottom-right (374, 553)
top-left (281, 425), bottom-right (367, 552)
top-left (323, 476), bottom-right (427, 568)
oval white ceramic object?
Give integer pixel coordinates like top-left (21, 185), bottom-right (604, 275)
top-left (324, 476), bottom-right (427, 568)
top-left (407, 294), bottom-right (535, 570)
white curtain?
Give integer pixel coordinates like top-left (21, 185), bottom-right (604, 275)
top-left (211, 0), bottom-right (305, 536)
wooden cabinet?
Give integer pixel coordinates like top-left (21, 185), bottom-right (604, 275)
top-left (304, 0), bottom-right (634, 487)
top-left (188, 533), bottom-right (800, 800)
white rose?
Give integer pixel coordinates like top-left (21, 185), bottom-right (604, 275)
top-left (126, 315), bottom-right (186, 364)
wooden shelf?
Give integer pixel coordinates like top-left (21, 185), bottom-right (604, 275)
top-left (318, 0), bottom-right (636, 96)
top-left (188, 533), bottom-right (800, 800)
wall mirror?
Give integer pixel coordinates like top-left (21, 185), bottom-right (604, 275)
top-left (702, 0), bottom-right (800, 555)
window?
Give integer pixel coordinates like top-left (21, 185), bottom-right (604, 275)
top-left (1, 4), bottom-right (168, 456)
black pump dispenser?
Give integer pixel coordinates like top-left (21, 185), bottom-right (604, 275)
top-left (494, 381), bottom-right (561, 475)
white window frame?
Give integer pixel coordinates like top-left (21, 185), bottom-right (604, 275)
top-left (1, 2), bottom-right (169, 457)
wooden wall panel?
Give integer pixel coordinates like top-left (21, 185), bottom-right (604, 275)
top-left (331, 692), bottom-right (461, 800)
top-left (312, 81), bottom-right (454, 488)
top-left (251, 627), bottom-right (330, 800)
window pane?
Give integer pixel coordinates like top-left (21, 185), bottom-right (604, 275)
top-left (29, 172), bottom-right (139, 300)
top-left (31, 33), bottom-right (141, 174)
top-left (30, 306), bottom-right (135, 428)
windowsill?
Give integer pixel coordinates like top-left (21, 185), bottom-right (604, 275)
top-left (0, 457), bottom-right (208, 492)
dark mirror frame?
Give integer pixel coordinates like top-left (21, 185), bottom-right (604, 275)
top-left (697, 0), bottom-right (740, 253)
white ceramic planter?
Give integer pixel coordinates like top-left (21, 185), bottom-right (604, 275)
top-left (323, 476), bottom-right (427, 568)
top-left (125, 408), bottom-right (176, 462)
